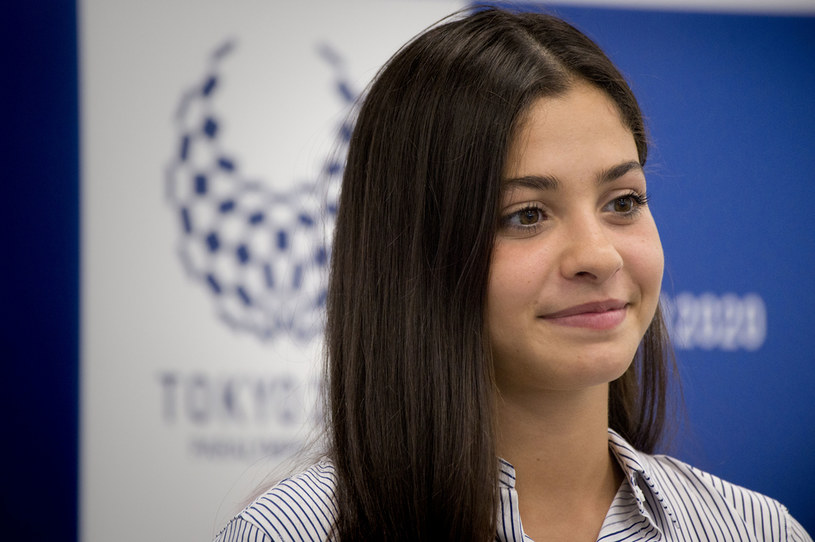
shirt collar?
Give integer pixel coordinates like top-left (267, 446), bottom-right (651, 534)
top-left (496, 429), bottom-right (677, 525)
top-left (607, 428), bottom-right (677, 526)
top-left (497, 457), bottom-right (517, 489)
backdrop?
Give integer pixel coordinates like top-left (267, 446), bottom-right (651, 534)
top-left (4, 1), bottom-right (813, 540)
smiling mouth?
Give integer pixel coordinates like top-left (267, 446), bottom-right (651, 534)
top-left (540, 300), bottom-right (628, 330)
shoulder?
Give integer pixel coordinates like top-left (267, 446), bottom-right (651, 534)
top-left (213, 459), bottom-right (339, 542)
top-left (640, 452), bottom-right (811, 542)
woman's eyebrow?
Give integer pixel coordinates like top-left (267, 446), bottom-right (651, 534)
top-left (597, 161), bottom-right (643, 185)
top-left (501, 174), bottom-right (560, 192)
top-left (501, 161), bottom-right (642, 192)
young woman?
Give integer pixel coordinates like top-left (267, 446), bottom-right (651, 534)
top-left (214, 7), bottom-right (811, 542)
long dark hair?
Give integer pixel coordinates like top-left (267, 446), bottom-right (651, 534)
top-left (326, 7), bottom-right (673, 540)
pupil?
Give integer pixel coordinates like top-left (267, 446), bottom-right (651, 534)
top-left (616, 198), bottom-right (631, 212)
top-left (521, 209), bottom-right (537, 225)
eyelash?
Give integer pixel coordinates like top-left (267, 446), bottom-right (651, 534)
top-left (500, 191), bottom-right (650, 232)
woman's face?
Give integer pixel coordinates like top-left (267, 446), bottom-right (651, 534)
top-left (486, 83), bottom-right (663, 396)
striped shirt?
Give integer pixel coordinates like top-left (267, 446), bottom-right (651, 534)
top-left (213, 429), bottom-right (811, 541)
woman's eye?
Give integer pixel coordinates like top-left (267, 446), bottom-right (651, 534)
top-left (609, 192), bottom-right (649, 216)
top-left (502, 206), bottom-right (546, 229)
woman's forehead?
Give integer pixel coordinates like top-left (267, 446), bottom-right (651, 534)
top-left (503, 85), bottom-right (638, 181)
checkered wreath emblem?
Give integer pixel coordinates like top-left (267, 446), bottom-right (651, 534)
top-left (165, 41), bottom-right (357, 341)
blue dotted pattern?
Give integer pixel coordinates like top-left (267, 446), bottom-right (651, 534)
top-left (165, 40), bottom-right (356, 341)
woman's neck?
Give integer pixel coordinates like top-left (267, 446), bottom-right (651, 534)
top-left (494, 383), bottom-right (624, 542)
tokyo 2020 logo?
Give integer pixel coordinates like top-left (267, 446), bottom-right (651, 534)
top-left (166, 41), bottom-right (357, 342)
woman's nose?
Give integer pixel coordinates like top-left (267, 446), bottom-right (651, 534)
top-left (559, 220), bottom-right (623, 283)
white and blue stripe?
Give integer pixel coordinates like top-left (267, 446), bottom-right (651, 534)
top-left (214, 430), bottom-right (812, 541)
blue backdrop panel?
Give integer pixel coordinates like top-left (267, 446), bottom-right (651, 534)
top-left (503, 2), bottom-right (815, 530)
top-left (3, 2), bottom-right (79, 541)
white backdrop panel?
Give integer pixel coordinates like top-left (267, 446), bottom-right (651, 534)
top-left (80, 2), bottom-right (463, 541)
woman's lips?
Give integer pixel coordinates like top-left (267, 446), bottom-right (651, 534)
top-left (540, 300), bottom-right (628, 330)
